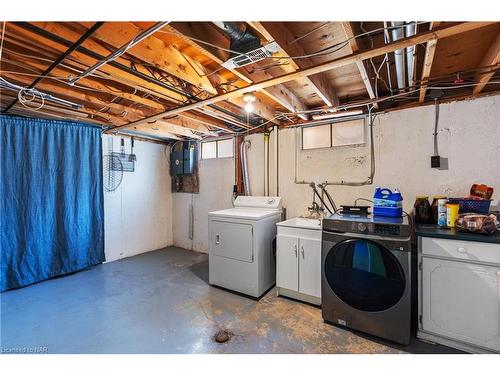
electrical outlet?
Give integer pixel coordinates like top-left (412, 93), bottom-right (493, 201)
top-left (431, 155), bottom-right (441, 168)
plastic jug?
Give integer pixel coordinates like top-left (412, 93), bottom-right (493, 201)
top-left (373, 187), bottom-right (403, 217)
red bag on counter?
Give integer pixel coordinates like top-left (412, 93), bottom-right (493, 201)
top-left (470, 184), bottom-right (494, 200)
top-left (455, 213), bottom-right (499, 235)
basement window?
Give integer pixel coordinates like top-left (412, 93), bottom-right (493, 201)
top-left (302, 124), bottom-right (331, 149)
top-left (201, 138), bottom-right (234, 159)
top-left (302, 119), bottom-right (365, 149)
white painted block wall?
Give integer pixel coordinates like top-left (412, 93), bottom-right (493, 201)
top-left (172, 157), bottom-right (234, 252)
top-left (103, 135), bottom-right (172, 262)
top-left (171, 95), bottom-right (500, 253)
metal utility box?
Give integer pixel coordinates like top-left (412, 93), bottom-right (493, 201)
top-left (183, 143), bottom-right (196, 175)
top-left (171, 141), bottom-right (197, 176)
top-left (171, 149), bottom-right (184, 175)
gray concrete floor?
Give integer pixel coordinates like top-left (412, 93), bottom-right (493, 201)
top-left (1, 246), bottom-right (462, 354)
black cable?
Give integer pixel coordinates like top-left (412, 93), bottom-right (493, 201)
top-left (3, 22), bottom-right (104, 113)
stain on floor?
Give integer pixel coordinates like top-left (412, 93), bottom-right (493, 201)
top-left (0, 247), bottom-right (461, 354)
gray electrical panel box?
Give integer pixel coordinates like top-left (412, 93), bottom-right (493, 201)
top-left (171, 141), bottom-right (197, 176)
top-left (172, 149), bottom-right (184, 175)
top-left (183, 144), bottom-right (195, 174)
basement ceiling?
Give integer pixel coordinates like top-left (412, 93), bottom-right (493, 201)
top-left (1, 21), bottom-right (499, 142)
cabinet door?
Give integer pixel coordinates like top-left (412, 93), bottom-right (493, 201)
top-left (422, 257), bottom-right (500, 352)
top-left (277, 235), bottom-right (298, 291)
top-left (299, 237), bottom-right (322, 299)
top-left (210, 221), bottom-right (253, 262)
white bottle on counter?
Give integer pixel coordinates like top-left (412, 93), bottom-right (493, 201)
top-left (437, 198), bottom-right (448, 227)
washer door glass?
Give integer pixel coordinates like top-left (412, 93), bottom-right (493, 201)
top-left (324, 238), bottom-right (405, 312)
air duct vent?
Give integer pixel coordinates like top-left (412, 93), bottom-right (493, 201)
top-left (222, 41), bottom-right (280, 70)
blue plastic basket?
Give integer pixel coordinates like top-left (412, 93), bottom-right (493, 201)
top-left (448, 198), bottom-right (492, 215)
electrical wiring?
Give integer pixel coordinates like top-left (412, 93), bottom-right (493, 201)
top-left (156, 22), bottom-right (430, 62)
top-left (18, 87), bottom-right (45, 110)
top-left (0, 77), bottom-right (80, 109)
top-left (0, 70), bottom-right (140, 99)
top-left (288, 22), bottom-right (330, 46)
top-left (274, 79), bottom-right (500, 120)
top-left (3, 48), bottom-right (138, 88)
top-left (248, 60), bottom-right (290, 73)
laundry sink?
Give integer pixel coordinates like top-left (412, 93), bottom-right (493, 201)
top-left (276, 217), bottom-right (322, 230)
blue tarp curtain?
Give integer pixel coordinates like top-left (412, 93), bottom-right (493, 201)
top-left (1, 115), bottom-right (105, 292)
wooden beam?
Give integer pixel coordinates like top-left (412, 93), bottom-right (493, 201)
top-left (473, 31), bottom-right (500, 95)
top-left (1, 69), bottom-right (151, 119)
top-left (340, 22), bottom-right (378, 108)
top-left (123, 128), bottom-right (182, 141)
top-left (1, 50), bottom-right (167, 111)
top-left (106, 22), bottom-right (494, 134)
top-left (250, 21), bottom-right (339, 107)
top-left (419, 22), bottom-right (442, 102)
top-left (77, 22), bottom-right (217, 95)
top-left (132, 120), bottom-right (202, 140)
top-left (6, 23), bottom-right (190, 103)
top-left (5, 23), bottom-right (247, 129)
top-left (180, 111), bottom-right (234, 133)
top-left (161, 116), bottom-right (216, 136)
top-left (165, 22), bottom-right (302, 120)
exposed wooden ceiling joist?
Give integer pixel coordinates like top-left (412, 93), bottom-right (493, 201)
top-left (249, 21), bottom-right (339, 108)
top-left (472, 31), bottom-right (500, 95)
top-left (340, 22), bottom-right (378, 108)
top-left (77, 22), bottom-right (217, 95)
top-left (419, 22), bottom-right (441, 102)
top-left (106, 22), bottom-right (495, 133)
top-left (6, 22), bottom-right (244, 131)
top-left (165, 22), bottom-right (299, 121)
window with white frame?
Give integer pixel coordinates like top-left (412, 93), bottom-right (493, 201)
top-left (301, 119), bottom-right (365, 150)
top-left (201, 138), bottom-right (234, 159)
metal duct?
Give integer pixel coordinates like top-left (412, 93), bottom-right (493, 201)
top-left (405, 22), bottom-right (417, 88)
top-left (240, 140), bottom-right (251, 196)
top-left (213, 22), bottom-right (261, 55)
top-left (390, 21), bottom-right (407, 90)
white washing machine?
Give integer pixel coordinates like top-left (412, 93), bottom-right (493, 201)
top-left (208, 196), bottom-right (282, 298)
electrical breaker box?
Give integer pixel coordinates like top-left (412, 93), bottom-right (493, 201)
top-left (183, 144), bottom-right (196, 175)
top-left (171, 149), bottom-right (184, 175)
top-left (171, 141), bottom-right (197, 176)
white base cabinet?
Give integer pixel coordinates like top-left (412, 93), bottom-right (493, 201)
top-left (276, 220), bottom-right (322, 305)
top-left (418, 236), bottom-right (500, 353)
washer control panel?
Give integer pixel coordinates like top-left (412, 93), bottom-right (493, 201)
top-left (324, 214), bottom-right (410, 238)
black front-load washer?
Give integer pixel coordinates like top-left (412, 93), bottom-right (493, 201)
top-left (321, 213), bottom-right (413, 345)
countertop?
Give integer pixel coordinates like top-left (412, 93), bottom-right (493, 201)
top-left (276, 217), bottom-right (322, 231)
top-left (415, 224), bottom-right (500, 244)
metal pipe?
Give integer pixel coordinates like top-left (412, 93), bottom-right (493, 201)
top-left (275, 125), bottom-right (279, 196)
top-left (0, 77), bottom-right (82, 108)
top-left (310, 183), bottom-right (333, 215)
top-left (240, 140), bottom-right (251, 196)
top-left (294, 127), bottom-right (313, 185)
top-left (2, 21), bottom-right (104, 113)
top-left (383, 21), bottom-right (394, 94)
top-left (69, 22), bottom-right (170, 85)
top-left (318, 183), bottom-right (338, 213)
top-left (405, 22), bottom-right (417, 88)
top-left (290, 113), bottom-right (369, 129)
top-left (213, 22), bottom-right (247, 42)
top-left (264, 131), bottom-right (270, 196)
top-left (390, 21), bottom-right (406, 90)
top-left (14, 22), bottom-right (250, 128)
top-left (323, 106), bottom-right (376, 187)
top-left (188, 203), bottom-right (194, 240)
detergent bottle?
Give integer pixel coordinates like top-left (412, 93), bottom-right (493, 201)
top-left (373, 187), bottom-right (403, 217)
